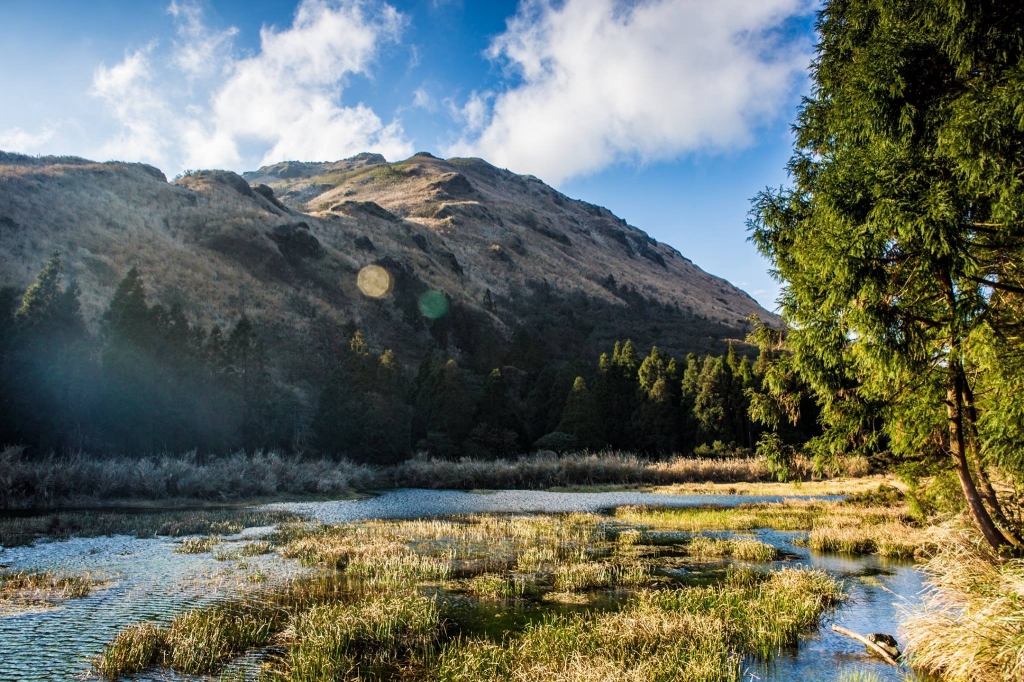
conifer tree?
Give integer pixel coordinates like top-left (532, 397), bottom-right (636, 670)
top-left (749, 0), bottom-right (1024, 549)
top-left (556, 376), bottom-right (604, 450)
top-left (694, 356), bottom-right (729, 445)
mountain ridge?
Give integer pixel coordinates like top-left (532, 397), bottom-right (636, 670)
top-left (0, 149), bottom-right (776, 370)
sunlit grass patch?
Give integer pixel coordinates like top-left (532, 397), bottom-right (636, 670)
top-left (617, 499), bottom-right (927, 558)
top-left (903, 525), bottom-right (1024, 682)
top-left (437, 567), bottom-right (843, 682)
top-left (685, 535), bottom-right (780, 562)
top-left (94, 622), bottom-right (165, 679)
top-left (268, 594), bottom-right (441, 681)
top-left (98, 510), bottom-right (849, 681)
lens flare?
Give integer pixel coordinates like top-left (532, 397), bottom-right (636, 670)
top-left (357, 265), bottom-right (394, 299)
top-left (418, 290), bottom-right (449, 319)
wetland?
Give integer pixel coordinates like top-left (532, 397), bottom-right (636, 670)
top-left (0, 485), bottom-right (930, 681)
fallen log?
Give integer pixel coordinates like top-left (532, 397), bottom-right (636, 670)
top-left (830, 624), bottom-right (900, 667)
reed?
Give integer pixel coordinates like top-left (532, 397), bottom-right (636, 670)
top-left (617, 499), bottom-right (928, 558)
top-left (98, 510), bottom-right (849, 681)
top-left (902, 524), bottom-right (1024, 681)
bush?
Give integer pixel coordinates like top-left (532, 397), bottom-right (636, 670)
top-left (532, 432), bottom-right (578, 454)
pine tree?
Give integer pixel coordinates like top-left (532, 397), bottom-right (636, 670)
top-left (556, 376), bottom-right (604, 450)
top-left (694, 356), bottom-right (729, 445)
top-left (637, 347), bottom-right (666, 395)
top-left (1, 252), bottom-right (90, 451)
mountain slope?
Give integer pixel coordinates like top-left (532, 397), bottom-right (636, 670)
top-left (0, 150), bottom-right (775, 370)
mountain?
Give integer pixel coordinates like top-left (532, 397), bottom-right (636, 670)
top-left (0, 150), bottom-right (775, 371)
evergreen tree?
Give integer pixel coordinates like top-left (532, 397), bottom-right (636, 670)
top-left (469, 368), bottom-right (522, 457)
top-left (632, 376), bottom-right (679, 454)
top-left (694, 356), bottom-right (729, 445)
top-left (1, 252), bottom-right (91, 451)
top-left (749, 0), bottom-right (1024, 550)
top-left (556, 376), bottom-right (604, 450)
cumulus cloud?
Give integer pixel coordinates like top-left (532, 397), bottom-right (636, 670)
top-left (446, 0), bottom-right (812, 184)
top-left (91, 0), bottom-right (412, 174)
top-left (0, 126), bottom-right (56, 153)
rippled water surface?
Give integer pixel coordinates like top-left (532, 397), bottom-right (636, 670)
top-left (1, 489), bottom-right (922, 682)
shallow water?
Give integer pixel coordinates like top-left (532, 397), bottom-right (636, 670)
top-left (264, 487), bottom-right (843, 522)
top-left (0, 489), bottom-right (919, 682)
top-left (750, 530), bottom-right (923, 681)
top-left (0, 527), bottom-right (300, 682)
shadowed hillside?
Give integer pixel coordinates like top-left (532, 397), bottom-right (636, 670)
top-left (0, 149), bottom-right (785, 458)
top-left (0, 150), bottom-right (773, 367)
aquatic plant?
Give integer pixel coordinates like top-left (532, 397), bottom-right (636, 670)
top-left (617, 500), bottom-right (929, 558)
top-left (0, 570), bottom-right (96, 610)
top-left (174, 536), bottom-right (220, 554)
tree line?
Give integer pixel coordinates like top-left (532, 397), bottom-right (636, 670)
top-left (0, 252), bottom-right (806, 461)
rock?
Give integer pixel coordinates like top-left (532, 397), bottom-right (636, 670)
top-left (866, 633), bottom-right (901, 658)
top-left (332, 200), bottom-right (399, 222)
top-left (427, 173), bottom-right (476, 201)
top-left (252, 184), bottom-right (288, 212)
top-left (267, 222), bottom-right (324, 260)
top-left (411, 234), bottom-right (428, 252)
top-left (354, 235), bottom-right (375, 251)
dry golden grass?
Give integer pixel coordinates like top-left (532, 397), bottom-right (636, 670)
top-left (903, 523), bottom-right (1024, 681)
top-left (0, 570), bottom-right (98, 613)
top-left (650, 474), bottom-right (900, 497)
top-left (98, 508), bottom-right (849, 680)
top-left (616, 496), bottom-right (929, 558)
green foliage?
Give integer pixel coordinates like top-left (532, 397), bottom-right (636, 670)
top-left (532, 431), bottom-right (578, 453)
top-left (748, 0), bottom-right (1024, 547)
top-left (555, 377), bottom-right (604, 450)
top-left (1, 264), bottom-right (791, 465)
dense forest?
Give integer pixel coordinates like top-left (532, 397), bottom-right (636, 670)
top-left (0, 252), bottom-right (815, 464)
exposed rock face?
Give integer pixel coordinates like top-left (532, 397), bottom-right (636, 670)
top-left (267, 222), bottom-right (324, 261)
top-left (0, 150), bottom-right (778, 366)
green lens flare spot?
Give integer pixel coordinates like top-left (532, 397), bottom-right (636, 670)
top-left (418, 290), bottom-right (449, 319)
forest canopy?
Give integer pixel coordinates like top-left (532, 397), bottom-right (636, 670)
top-left (0, 253), bottom-right (804, 464)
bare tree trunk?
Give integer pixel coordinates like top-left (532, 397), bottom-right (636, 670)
top-left (961, 381), bottom-right (1023, 548)
top-left (948, 369), bottom-right (1009, 552)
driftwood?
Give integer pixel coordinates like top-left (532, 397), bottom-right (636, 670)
top-left (830, 624), bottom-right (901, 667)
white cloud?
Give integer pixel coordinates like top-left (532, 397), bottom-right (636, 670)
top-left (89, 0), bottom-right (412, 174)
top-left (0, 126), bottom-right (56, 153)
top-left (412, 86), bottom-right (434, 110)
top-left (91, 45), bottom-right (172, 165)
top-left (167, 0), bottom-right (238, 80)
top-left (458, 91), bottom-right (488, 133)
top-left (446, 0), bottom-right (812, 184)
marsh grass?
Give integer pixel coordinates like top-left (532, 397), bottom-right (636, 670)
top-left (617, 498), bottom-right (929, 558)
top-left (214, 540), bottom-right (275, 561)
top-left (0, 569), bottom-right (97, 611)
top-left (175, 536), bottom-right (221, 554)
top-left (1, 447), bottom-right (866, 511)
top-left (98, 510), bottom-right (847, 681)
top-left (903, 524), bottom-right (1024, 681)
top-left (685, 536), bottom-right (780, 562)
top-left (436, 568), bottom-right (842, 682)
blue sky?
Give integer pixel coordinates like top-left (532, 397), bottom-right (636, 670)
top-left (0, 0), bottom-right (818, 309)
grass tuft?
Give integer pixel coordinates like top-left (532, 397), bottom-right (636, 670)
top-left (903, 524), bottom-right (1024, 681)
